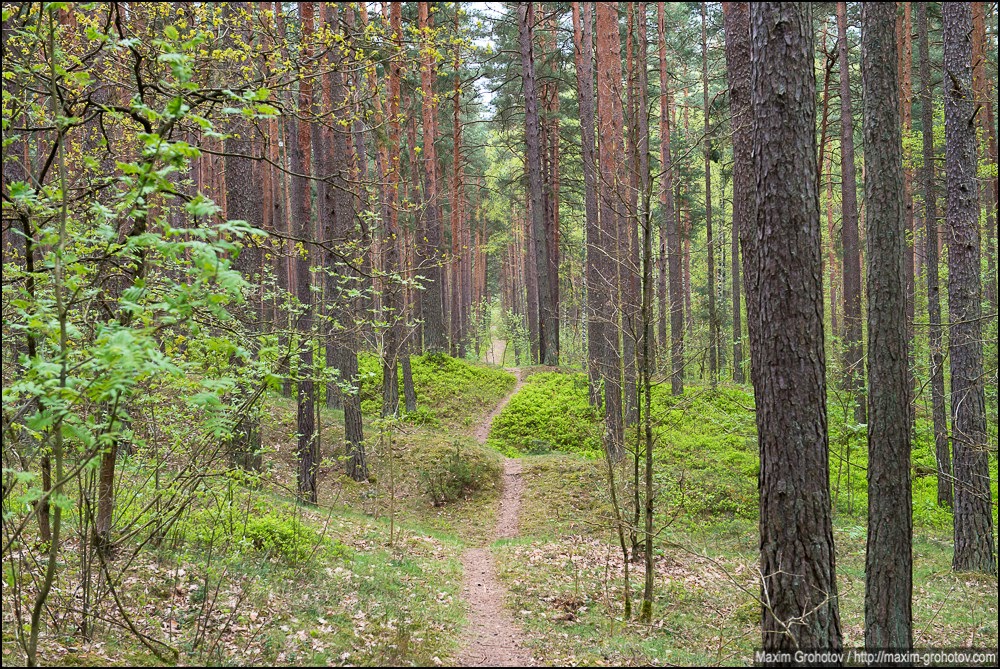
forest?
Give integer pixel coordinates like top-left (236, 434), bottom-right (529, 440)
top-left (1, 1), bottom-right (998, 666)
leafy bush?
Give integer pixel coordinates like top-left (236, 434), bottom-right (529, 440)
top-left (417, 441), bottom-right (502, 506)
top-left (488, 372), bottom-right (602, 457)
top-left (241, 514), bottom-right (319, 561)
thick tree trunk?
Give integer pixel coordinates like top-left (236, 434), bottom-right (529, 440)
top-left (943, 1), bottom-right (996, 575)
top-left (750, 2), bottom-right (842, 651)
top-left (861, 3), bottom-right (913, 649)
top-left (838, 1), bottom-right (865, 423)
top-left (917, 3), bottom-right (952, 508)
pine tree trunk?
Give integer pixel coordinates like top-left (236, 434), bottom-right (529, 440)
top-left (518, 3), bottom-right (557, 367)
top-left (838, 1), bottom-right (865, 423)
top-left (942, 1), bottom-right (996, 575)
top-left (723, 2), bottom-right (750, 386)
top-left (917, 3), bottom-right (951, 508)
top-left (574, 2), bottom-right (603, 404)
top-left (595, 1), bottom-right (625, 460)
top-left (702, 1), bottom-right (718, 387)
top-left (418, 2), bottom-right (445, 353)
top-left (861, 3), bottom-right (913, 648)
top-left (750, 2), bottom-right (843, 651)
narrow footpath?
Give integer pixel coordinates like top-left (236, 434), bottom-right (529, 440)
top-left (457, 369), bottom-right (535, 667)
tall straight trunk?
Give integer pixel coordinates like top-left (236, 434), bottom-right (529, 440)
top-left (224, 5), bottom-right (263, 470)
top-left (518, 3), bottom-right (557, 367)
top-left (897, 1), bottom-right (917, 440)
top-left (595, 1), bottom-right (625, 460)
top-left (542, 10), bottom-right (561, 364)
top-left (750, 2), bottom-right (843, 652)
top-left (623, 3), bottom-right (640, 430)
top-left (942, 1), bottom-right (996, 575)
top-left (450, 7), bottom-right (464, 357)
top-left (972, 1), bottom-right (998, 314)
top-left (702, 1), bottom-right (718, 387)
top-left (918, 3), bottom-right (951, 508)
top-left (723, 3), bottom-right (749, 385)
top-left (382, 1), bottom-right (404, 418)
top-left (293, 0), bottom-right (317, 504)
top-left (838, 1), bottom-right (865, 422)
top-left (574, 2), bottom-right (602, 404)
top-left (418, 2), bottom-right (445, 352)
top-left (861, 3), bottom-right (913, 649)
top-left (658, 3), bottom-right (683, 395)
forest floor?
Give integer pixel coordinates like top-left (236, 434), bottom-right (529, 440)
top-left (3, 355), bottom-right (996, 667)
top-left (457, 368), bottom-right (535, 666)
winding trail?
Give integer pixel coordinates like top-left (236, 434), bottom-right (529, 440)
top-left (457, 369), bottom-right (535, 667)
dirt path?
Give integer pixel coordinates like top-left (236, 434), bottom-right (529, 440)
top-left (457, 370), bottom-right (534, 667)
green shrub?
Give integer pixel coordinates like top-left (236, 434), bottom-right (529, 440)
top-left (417, 440), bottom-right (502, 506)
top-left (488, 372), bottom-right (602, 457)
top-left (241, 514), bottom-right (318, 561)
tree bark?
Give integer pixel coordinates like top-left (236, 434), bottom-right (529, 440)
top-left (293, 1), bottom-right (317, 504)
top-left (418, 2), bottom-right (445, 353)
top-left (861, 2), bottom-right (913, 649)
top-left (917, 2), bottom-right (952, 509)
top-left (723, 2), bottom-right (750, 386)
top-left (943, 1), bottom-right (996, 575)
top-left (574, 2), bottom-right (603, 404)
top-left (702, 1), bottom-right (718, 387)
top-left (518, 3), bottom-right (557, 367)
top-left (750, 1), bottom-right (842, 651)
top-left (595, 1), bottom-right (625, 460)
top-left (838, 1), bottom-right (865, 423)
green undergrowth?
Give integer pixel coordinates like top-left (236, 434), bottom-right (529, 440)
top-left (3, 481), bottom-right (467, 667)
top-left (357, 352), bottom-right (515, 429)
top-left (493, 376), bottom-right (998, 664)
top-left (488, 369), bottom-right (997, 531)
top-left (488, 371), bottom-right (602, 457)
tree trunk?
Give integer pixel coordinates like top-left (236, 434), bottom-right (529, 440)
top-left (702, 1), bottom-right (718, 388)
top-left (595, 1), bottom-right (625, 460)
top-left (723, 2), bottom-right (750, 386)
top-left (518, 3), bottom-right (557, 367)
top-left (750, 2), bottom-right (843, 651)
top-left (658, 4), bottom-right (684, 395)
top-left (574, 2), bottom-right (602, 404)
top-left (971, 2), bottom-right (997, 316)
top-left (942, 1), bottom-right (996, 575)
top-left (418, 2), bottom-right (445, 353)
top-left (838, 1), bottom-right (865, 423)
top-left (293, 1), bottom-right (317, 504)
top-left (917, 2), bottom-right (951, 509)
top-left (861, 2), bottom-right (913, 649)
